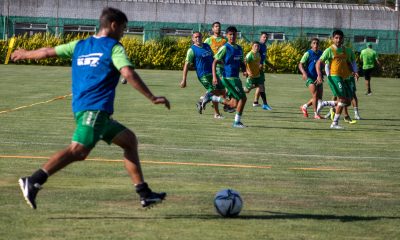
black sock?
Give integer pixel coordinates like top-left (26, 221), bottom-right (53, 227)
top-left (253, 101), bottom-right (259, 105)
top-left (135, 182), bottom-right (151, 197)
top-left (30, 169), bottom-right (48, 185)
top-left (260, 92), bottom-right (267, 105)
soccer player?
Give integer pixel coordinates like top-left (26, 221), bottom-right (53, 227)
top-left (181, 32), bottom-right (230, 119)
top-left (243, 41), bottom-right (269, 110)
top-left (316, 29), bottom-right (359, 129)
top-left (252, 32), bottom-right (273, 110)
top-left (212, 26), bottom-right (247, 128)
top-left (204, 22), bottom-right (235, 114)
top-left (298, 38), bottom-right (324, 119)
top-left (360, 42), bottom-right (381, 95)
top-left (12, 7), bottom-right (170, 209)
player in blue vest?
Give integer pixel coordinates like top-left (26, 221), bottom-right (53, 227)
top-left (12, 7), bottom-right (170, 209)
top-left (252, 32), bottom-right (273, 110)
top-left (181, 32), bottom-right (230, 119)
top-left (298, 38), bottom-right (324, 119)
top-left (213, 26), bottom-right (248, 128)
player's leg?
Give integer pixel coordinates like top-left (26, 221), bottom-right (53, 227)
top-left (364, 68), bottom-right (372, 95)
top-left (327, 76), bottom-right (350, 129)
top-left (18, 110), bottom-right (106, 209)
top-left (301, 79), bottom-right (314, 118)
top-left (109, 121), bottom-right (166, 208)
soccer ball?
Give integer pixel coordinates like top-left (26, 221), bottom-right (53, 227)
top-left (214, 189), bottom-right (243, 217)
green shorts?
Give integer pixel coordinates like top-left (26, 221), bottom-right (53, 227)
top-left (245, 75), bottom-right (264, 90)
top-left (221, 77), bottom-right (246, 100)
top-left (199, 74), bottom-right (224, 92)
top-left (346, 76), bottom-right (356, 94)
top-left (305, 78), bottom-right (316, 87)
top-left (72, 110), bottom-right (127, 149)
top-left (327, 76), bottom-right (352, 99)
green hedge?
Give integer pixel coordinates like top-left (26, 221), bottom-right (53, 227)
top-left (1, 33), bottom-right (398, 78)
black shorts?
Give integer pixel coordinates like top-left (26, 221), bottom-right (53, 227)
top-left (364, 68), bottom-right (374, 80)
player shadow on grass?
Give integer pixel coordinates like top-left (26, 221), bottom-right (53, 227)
top-left (49, 211), bottom-right (400, 222)
top-left (165, 211), bottom-right (400, 222)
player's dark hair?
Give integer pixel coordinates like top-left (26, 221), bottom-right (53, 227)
top-left (311, 38), bottom-right (319, 43)
top-left (260, 32), bottom-right (268, 36)
top-left (212, 22), bottom-right (221, 27)
top-left (99, 7), bottom-right (128, 29)
top-left (332, 29), bottom-right (344, 37)
top-left (251, 41), bottom-right (260, 46)
top-left (226, 26), bottom-right (238, 34)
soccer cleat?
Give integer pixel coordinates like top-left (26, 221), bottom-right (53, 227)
top-left (214, 114), bottom-right (225, 119)
top-left (300, 106), bottom-right (308, 118)
top-left (344, 116), bottom-right (357, 124)
top-left (314, 114), bottom-right (324, 119)
top-left (196, 101), bottom-right (203, 114)
top-left (262, 104), bottom-right (272, 110)
top-left (252, 103), bottom-right (261, 107)
top-left (120, 78), bottom-right (127, 84)
top-left (201, 92), bottom-right (213, 110)
top-left (140, 191), bottom-right (167, 208)
top-left (354, 115), bottom-right (361, 120)
top-left (223, 105), bottom-right (236, 113)
top-left (329, 108), bottom-right (335, 121)
top-left (330, 123), bottom-right (344, 129)
top-left (365, 92), bottom-right (372, 96)
top-left (316, 101), bottom-right (323, 114)
top-left (232, 121), bottom-right (246, 128)
top-left (18, 177), bottom-right (42, 209)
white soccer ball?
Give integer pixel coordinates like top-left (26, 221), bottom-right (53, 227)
top-left (214, 189), bottom-right (243, 217)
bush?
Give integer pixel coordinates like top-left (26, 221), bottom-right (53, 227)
top-left (1, 34), bottom-right (398, 78)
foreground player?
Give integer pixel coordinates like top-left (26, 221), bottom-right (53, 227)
top-left (316, 29), bottom-right (359, 129)
top-left (12, 7), bottom-right (169, 209)
top-left (298, 38), bottom-right (324, 119)
top-left (213, 26), bottom-right (247, 128)
top-left (181, 32), bottom-right (229, 119)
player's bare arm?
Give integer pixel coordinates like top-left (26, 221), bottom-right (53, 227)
top-left (180, 62), bottom-right (189, 88)
top-left (212, 58), bottom-right (220, 85)
top-left (11, 47), bottom-right (57, 61)
top-left (315, 59), bottom-right (323, 83)
top-left (120, 66), bottom-right (170, 109)
top-left (298, 62), bottom-right (308, 80)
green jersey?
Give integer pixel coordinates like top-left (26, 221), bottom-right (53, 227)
top-left (360, 48), bottom-right (378, 70)
top-left (55, 39), bottom-right (133, 70)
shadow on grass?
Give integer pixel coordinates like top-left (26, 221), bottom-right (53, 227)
top-left (49, 211), bottom-right (400, 222)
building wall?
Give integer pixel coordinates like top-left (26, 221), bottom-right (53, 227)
top-left (1, 0), bottom-right (399, 53)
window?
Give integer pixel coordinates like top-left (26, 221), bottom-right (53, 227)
top-left (306, 33), bottom-right (330, 41)
top-left (14, 23), bottom-right (47, 36)
top-left (354, 35), bottom-right (378, 44)
top-left (125, 27), bottom-right (144, 35)
top-left (268, 32), bottom-right (285, 41)
top-left (161, 28), bottom-right (193, 37)
top-left (63, 25), bottom-right (96, 36)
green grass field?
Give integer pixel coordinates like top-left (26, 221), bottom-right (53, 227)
top-left (0, 65), bottom-right (399, 240)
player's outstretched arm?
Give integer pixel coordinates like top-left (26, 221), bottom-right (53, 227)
top-left (11, 47), bottom-right (57, 61)
top-left (120, 66), bottom-right (170, 110)
top-left (180, 62), bottom-right (189, 88)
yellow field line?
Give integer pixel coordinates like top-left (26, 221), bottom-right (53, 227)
top-left (0, 155), bottom-right (272, 169)
top-left (288, 167), bottom-right (357, 171)
top-left (0, 94), bottom-right (71, 114)
top-left (0, 155), bottom-right (367, 171)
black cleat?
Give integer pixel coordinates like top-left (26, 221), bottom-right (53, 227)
top-left (140, 191), bottom-right (167, 208)
top-left (18, 177), bottom-right (42, 209)
top-left (196, 101), bottom-right (203, 114)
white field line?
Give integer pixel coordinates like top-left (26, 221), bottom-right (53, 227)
top-left (0, 142), bottom-right (399, 161)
